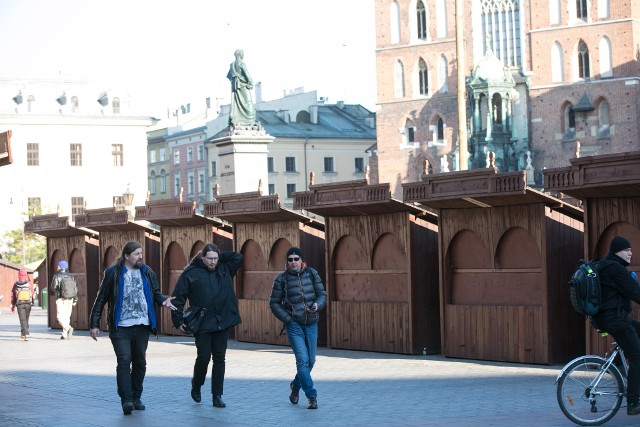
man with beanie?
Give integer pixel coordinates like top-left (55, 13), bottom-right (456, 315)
top-left (50, 260), bottom-right (76, 339)
top-left (592, 236), bottom-right (640, 415)
top-left (269, 246), bottom-right (327, 409)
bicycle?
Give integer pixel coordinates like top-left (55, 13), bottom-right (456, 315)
top-left (556, 335), bottom-right (628, 426)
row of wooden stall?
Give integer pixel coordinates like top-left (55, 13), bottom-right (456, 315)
top-left (23, 151), bottom-right (640, 365)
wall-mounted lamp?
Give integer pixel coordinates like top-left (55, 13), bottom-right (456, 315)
top-left (12, 91), bottom-right (23, 105)
top-left (56, 92), bottom-right (67, 105)
top-left (97, 92), bottom-right (109, 107)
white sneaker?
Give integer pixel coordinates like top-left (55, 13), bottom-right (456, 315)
top-left (67, 327), bottom-right (74, 339)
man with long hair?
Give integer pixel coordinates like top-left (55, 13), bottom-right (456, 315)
top-left (89, 241), bottom-right (177, 415)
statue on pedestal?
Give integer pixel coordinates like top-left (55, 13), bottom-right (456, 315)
top-left (227, 49), bottom-right (256, 128)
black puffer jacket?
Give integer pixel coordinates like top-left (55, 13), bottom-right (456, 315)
top-left (171, 252), bottom-right (243, 333)
top-left (89, 261), bottom-right (166, 333)
top-left (269, 263), bottom-right (327, 326)
top-left (592, 252), bottom-right (640, 328)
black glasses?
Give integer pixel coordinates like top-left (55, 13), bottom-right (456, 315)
top-left (288, 257), bottom-right (300, 262)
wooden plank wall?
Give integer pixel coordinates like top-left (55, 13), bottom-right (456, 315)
top-left (232, 220), bottom-right (326, 346)
top-left (545, 207), bottom-right (585, 363)
top-left (46, 235), bottom-right (99, 331)
top-left (586, 197), bottom-right (640, 356)
top-left (440, 204), bottom-right (551, 363)
top-left (327, 211), bottom-right (419, 354)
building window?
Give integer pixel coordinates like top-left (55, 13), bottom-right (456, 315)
top-left (285, 157), bottom-right (296, 172)
top-left (160, 170), bottom-right (167, 193)
top-left (198, 171), bottom-right (205, 193)
top-left (112, 97), bottom-right (120, 114)
top-left (394, 60), bottom-right (405, 98)
top-left (437, 118), bottom-right (444, 141)
top-left (188, 173), bottom-right (194, 195)
top-left (174, 175), bottom-right (181, 198)
top-left (150, 171), bottom-right (157, 194)
top-left (197, 145), bottom-right (204, 161)
top-left (481, 0), bottom-right (521, 68)
top-left (324, 157), bottom-right (335, 173)
top-left (267, 157), bottom-right (275, 172)
top-left (417, 0), bottom-right (428, 40)
top-left (268, 183), bottom-right (275, 195)
top-left (437, 55), bottom-right (448, 93)
top-left (27, 197), bottom-right (41, 216)
top-left (71, 196), bottom-right (84, 221)
top-left (159, 148), bottom-right (166, 162)
top-left (390, 0), bottom-right (400, 44)
top-left (562, 103), bottom-right (576, 139)
top-left (27, 95), bottom-right (35, 113)
top-left (599, 37), bottom-right (612, 78)
top-left (597, 100), bottom-right (611, 138)
top-left (113, 195), bottom-right (124, 209)
top-left (419, 58), bottom-right (429, 95)
top-left (211, 161), bottom-right (217, 177)
top-left (187, 147), bottom-right (193, 162)
top-left (70, 144), bottom-right (82, 166)
top-left (576, 0), bottom-right (588, 19)
top-left (355, 157), bottom-right (365, 173)
top-left (27, 143), bottom-right (39, 166)
top-left (578, 41), bottom-right (590, 79)
top-left (150, 150), bottom-right (156, 163)
top-left (286, 183), bottom-right (296, 198)
top-left (549, 0), bottom-right (560, 24)
top-left (112, 144), bottom-right (123, 167)
top-left (598, 0), bottom-right (609, 19)
top-left (71, 96), bottom-right (79, 113)
top-left (551, 42), bottom-right (564, 83)
top-left (174, 150), bottom-right (180, 165)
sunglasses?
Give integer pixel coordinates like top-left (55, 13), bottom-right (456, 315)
top-left (287, 257), bottom-right (300, 262)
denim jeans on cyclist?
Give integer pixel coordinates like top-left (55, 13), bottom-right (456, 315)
top-left (286, 320), bottom-right (318, 398)
top-left (602, 317), bottom-right (640, 404)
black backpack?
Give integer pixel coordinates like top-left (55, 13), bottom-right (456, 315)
top-left (569, 260), bottom-right (600, 316)
top-left (59, 273), bottom-right (78, 299)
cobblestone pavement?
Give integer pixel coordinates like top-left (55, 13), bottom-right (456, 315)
top-left (0, 307), bottom-right (637, 426)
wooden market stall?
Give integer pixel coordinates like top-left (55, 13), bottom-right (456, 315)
top-left (135, 198), bottom-right (232, 335)
top-left (293, 180), bottom-right (440, 355)
top-left (204, 191), bottom-right (326, 346)
top-left (24, 213), bottom-right (99, 331)
top-left (544, 151), bottom-right (640, 355)
top-left (403, 168), bottom-right (584, 364)
top-left (74, 207), bottom-right (161, 331)
top-left (0, 261), bottom-right (35, 310)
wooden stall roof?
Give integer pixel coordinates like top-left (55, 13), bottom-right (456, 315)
top-left (544, 151), bottom-right (640, 199)
top-left (74, 207), bottom-right (160, 235)
top-left (203, 191), bottom-right (324, 230)
top-left (134, 199), bottom-right (231, 230)
top-left (292, 179), bottom-right (432, 219)
top-left (402, 168), bottom-right (583, 220)
top-left (24, 213), bottom-right (98, 238)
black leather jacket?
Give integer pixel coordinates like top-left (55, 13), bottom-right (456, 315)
top-left (171, 252), bottom-right (243, 333)
top-left (269, 263), bottom-right (327, 326)
top-left (592, 253), bottom-right (640, 328)
top-left (89, 261), bottom-right (166, 333)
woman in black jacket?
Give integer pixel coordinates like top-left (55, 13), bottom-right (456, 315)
top-left (171, 243), bottom-right (243, 408)
top-left (592, 236), bottom-right (640, 415)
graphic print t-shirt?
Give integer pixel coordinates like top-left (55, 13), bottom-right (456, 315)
top-left (118, 267), bottom-right (150, 327)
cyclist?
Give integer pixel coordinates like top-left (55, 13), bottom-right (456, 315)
top-left (592, 236), bottom-right (640, 416)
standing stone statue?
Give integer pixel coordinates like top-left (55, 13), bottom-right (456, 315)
top-left (227, 49), bottom-right (256, 128)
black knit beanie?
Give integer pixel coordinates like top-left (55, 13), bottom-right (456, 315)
top-left (610, 236), bottom-right (631, 254)
top-left (286, 247), bottom-right (304, 259)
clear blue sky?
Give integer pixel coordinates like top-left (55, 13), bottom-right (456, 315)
top-left (0, 0), bottom-right (377, 116)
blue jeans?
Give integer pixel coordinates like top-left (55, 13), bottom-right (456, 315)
top-left (109, 325), bottom-right (150, 403)
top-left (286, 321), bottom-right (318, 398)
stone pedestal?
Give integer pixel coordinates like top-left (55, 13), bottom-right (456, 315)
top-left (210, 126), bottom-right (273, 196)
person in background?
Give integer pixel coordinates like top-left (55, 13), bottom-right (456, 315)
top-left (171, 243), bottom-right (243, 409)
top-left (591, 236), bottom-right (640, 416)
top-left (50, 260), bottom-right (76, 339)
top-left (89, 241), bottom-right (177, 415)
top-left (11, 268), bottom-right (33, 341)
top-left (269, 247), bottom-right (327, 409)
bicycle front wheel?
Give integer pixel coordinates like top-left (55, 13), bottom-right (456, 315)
top-left (557, 356), bottom-right (624, 426)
